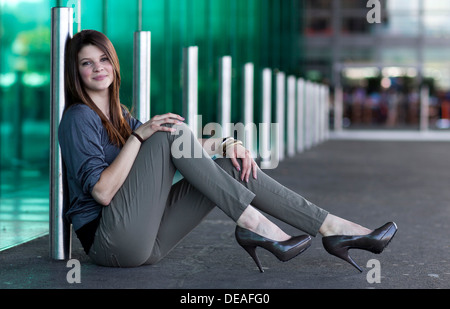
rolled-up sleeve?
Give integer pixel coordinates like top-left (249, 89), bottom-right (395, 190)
top-left (59, 105), bottom-right (109, 195)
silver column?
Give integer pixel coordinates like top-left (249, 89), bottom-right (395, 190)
top-left (321, 85), bottom-right (330, 142)
top-left (286, 75), bottom-right (296, 157)
top-left (50, 7), bottom-right (73, 260)
top-left (133, 31), bottom-right (151, 123)
top-left (218, 56), bottom-right (232, 137)
top-left (313, 83), bottom-right (320, 146)
top-left (296, 78), bottom-right (305, 153)
top-left (275, 72), bottom-right (286, 162)
top-left (318, 85), bottom-right (325, 143)
top-left (242, 63), bottom-right (256, 157)
top-left (182, 46), bottom-right (199, 137)
top-left (324, 86), bottom-right (330, 140)
top-left (304, 81), bottom-right (313, 150)
top-left (260, 68), bottom-right (273, 169)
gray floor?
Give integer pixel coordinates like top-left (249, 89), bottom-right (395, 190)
top-left (1, 137), bottom-right (449, 291)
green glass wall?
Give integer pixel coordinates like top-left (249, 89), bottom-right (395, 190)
top-left (0, 0), bottom-right (304, 250)
top-left (79, 0), bottom-right (303, 124)
top-left (1, 0), bottom-right (58, 249)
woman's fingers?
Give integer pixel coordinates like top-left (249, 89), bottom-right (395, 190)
top-left (241, 156), bottom-right (258, 182)
top-left (252, 160), bottom-right (258, 180)
top-left (241, 154), bottom-right (250, 182)
top-left (227, 144), bottom-right (258, 182)
top-left (152, 113), bottom-right (184, 123)
top-left (149, 113), bottom-right (184, 132)
top-left (138, 113), bottom-right (184, 139)
top-left (230, 157), bottom-right (241, 172)
top-left (243, 158), bottom-right (258, 182)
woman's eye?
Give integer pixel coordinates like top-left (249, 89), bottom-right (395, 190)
top-left (82, 61), bottom-right (91, 66)
top-left (101, 57), bottom-right (109, 62)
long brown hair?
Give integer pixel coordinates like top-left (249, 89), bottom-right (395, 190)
top-left (64, 29), bottom-right (131, 147)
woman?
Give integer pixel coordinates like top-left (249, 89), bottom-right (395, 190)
top-left (59, 30), bottom-right (397, 272)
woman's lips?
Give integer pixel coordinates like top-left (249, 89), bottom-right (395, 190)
top-left (93, 75), bottom-right (107, 81)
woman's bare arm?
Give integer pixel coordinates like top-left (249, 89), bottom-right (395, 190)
top-left (91, 134), bottom-right (141, 206)
top-left (91, 113), bottom-right (184, 206)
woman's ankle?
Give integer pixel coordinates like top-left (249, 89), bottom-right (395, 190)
top-left (236, 206), bottom-right (259, 231)
top-left (237, 205), bottom-right (290, 241)
top-left (319, 214), bottom-right (372, 237)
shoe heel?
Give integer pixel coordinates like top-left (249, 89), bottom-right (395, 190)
top-left (322, 237), bottom-right (364, 272)
top-left (337, 248), bottom-right (363, 273)
top-left (241, 244), bottom-right (264, 273)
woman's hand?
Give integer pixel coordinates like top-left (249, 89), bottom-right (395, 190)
top-left (135, 113), bottom-right (184, 140)
top-left (226, 143), bottom-right (258, 183)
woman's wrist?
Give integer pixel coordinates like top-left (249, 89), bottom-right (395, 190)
top-left (220, 137), bottom-right (243, 157)
top-left (131, 131), bottom-right (144, 144)
top-left (219, 137), bottom-right (233, 156)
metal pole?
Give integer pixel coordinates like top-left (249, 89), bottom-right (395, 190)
top-left (310, 83), bottom-right (316, 146)
top-left (243, 63), bottom-right (256, 157)
top-left (276, 72), bottom-right (285, 161)
top-left (320, 85), bottom-right (328, 142)
top-left (182, 46), bottom-right (199, 137)
top-left (286, 75), bottom-right (296, 157)
top-left (133, 31), bottom-right (151, 123)
top-left (296, 78), bottom-right (305, 153)
top-left (50, 7), bottom-right (73, 260)
top-left (304, 81), bottom-right (312, 150)
top-left (218, 56), bottom-right (232, 137)
top-left (260, 68), bottom-right (272, 169)
top-left (317, 84), bottom-right (323, 143)
top-left (314, 83), bottom-right (320, 146)
top-left (324, 86), bottom-right (330, 140)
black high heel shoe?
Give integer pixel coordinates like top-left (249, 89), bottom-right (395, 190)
top-left (322, 222), bottom-right (398, 272)
top-left (235, 225), bottom-right (312, 273)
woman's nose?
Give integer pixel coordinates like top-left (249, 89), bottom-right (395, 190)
top-left (93, 62), bottom-right (104, 72)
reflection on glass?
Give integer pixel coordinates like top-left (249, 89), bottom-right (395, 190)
top-left (424, 48), bottom-right (450, 64)
top-left (1, 0), bottom-right (53, 197)
top-left (381, 48), bottom-right (417, 64)
top-left (0, 0), bottom-right (56, 251)
top-left (341, 0), bottom-right (370, 9)
top-left (423, 15), bottom-right (450, 38)
top-left (382, 14), bottom-right (419, 36)
top-left (305, 0), bottom-right (331, 10)
top-left (340, 48), bottom-right (376, 63)
top-left (386, 0), bottom-right (419, 12)
top-left (305, 16), bottom-right (332, 36)
top-left (423, 1), bottom-right (450, 11)
top-left (341, 17), bottom-right (372, 34)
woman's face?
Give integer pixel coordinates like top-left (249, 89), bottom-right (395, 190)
top-left (78, 44), bottom-right (114, 94)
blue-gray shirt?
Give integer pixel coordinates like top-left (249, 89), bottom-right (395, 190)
top-left (58, 104), bottom-right (142, 231)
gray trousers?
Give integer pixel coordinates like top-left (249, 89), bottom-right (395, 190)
top-left (88, 123), bottom-right (328, 267)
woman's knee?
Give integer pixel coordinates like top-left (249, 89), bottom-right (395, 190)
top-left (214, 158), bottom-right (241, 178)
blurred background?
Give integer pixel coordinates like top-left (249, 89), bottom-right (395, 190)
top-left (1, 0), bottom-right (450, 250)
